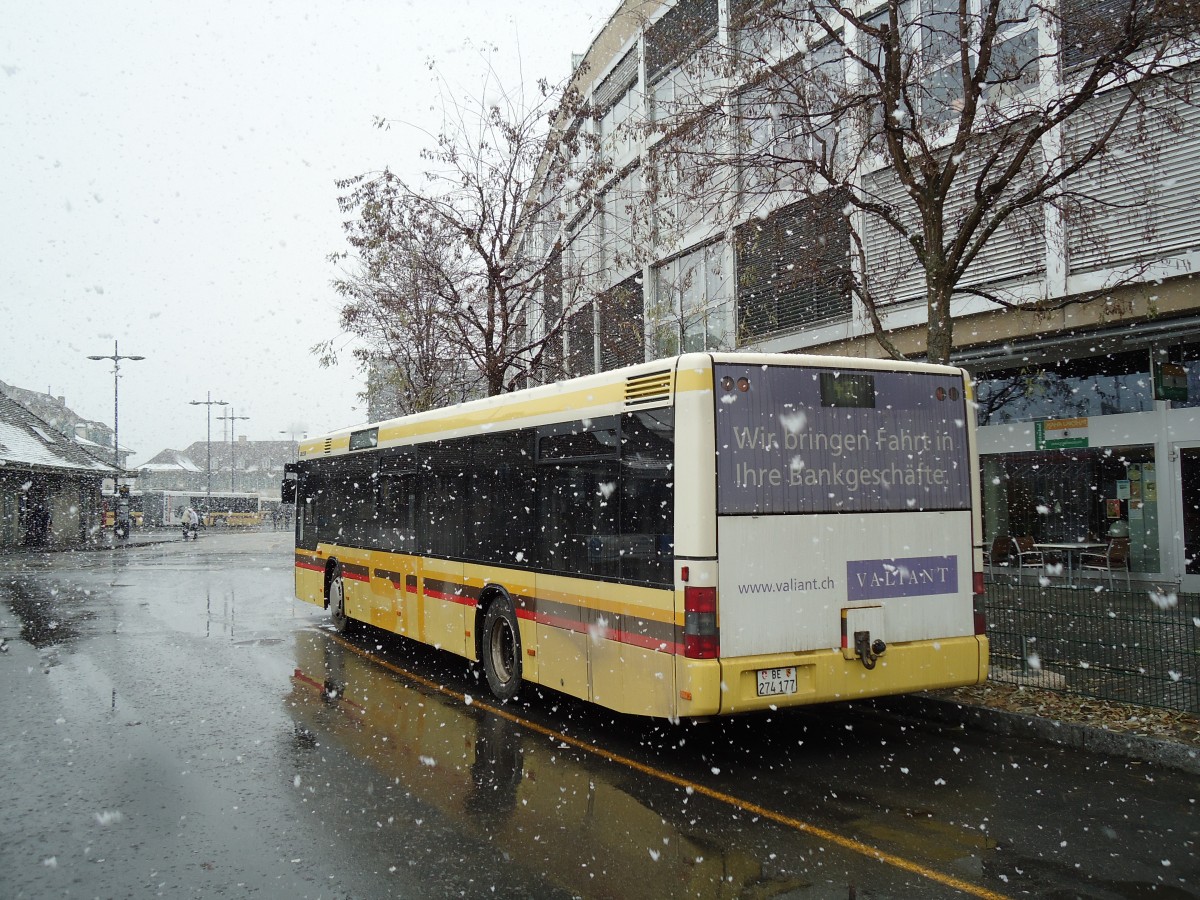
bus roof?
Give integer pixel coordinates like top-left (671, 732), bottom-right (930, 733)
top-left (299, 352), bottom-right (967, 461)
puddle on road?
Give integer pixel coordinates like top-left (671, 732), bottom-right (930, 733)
top-left (0, 578), bottom-right (97, 652)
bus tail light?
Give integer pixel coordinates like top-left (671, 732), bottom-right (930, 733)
top-left (972, 572), bottom-right (987, 635)
top-left (684, 586), bottom-right (719, 659)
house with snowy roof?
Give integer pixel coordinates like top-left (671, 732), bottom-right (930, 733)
top-left (136, 438), bottom-right (297, 495)
top-left (0, 393), bottom-right (118, 548)
top-left (0, 378), bottom-right (132, 468)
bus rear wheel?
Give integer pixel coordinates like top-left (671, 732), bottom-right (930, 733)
top-left (328, 566), bottom-right (352, 634)
top-left (482, 598), bottom-right (521, 702)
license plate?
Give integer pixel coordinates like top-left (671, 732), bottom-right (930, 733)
top-left (756, 667), bottom-right (797, 697)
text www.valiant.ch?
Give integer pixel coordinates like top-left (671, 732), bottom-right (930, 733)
top-left (737, 577), bottom-right (836, 595)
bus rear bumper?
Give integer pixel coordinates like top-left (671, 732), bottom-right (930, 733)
top-left (676, 635), bottom-right (988, 717)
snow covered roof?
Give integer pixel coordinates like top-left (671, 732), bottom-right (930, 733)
top-left (138, 449), bottom-right (201, 472)
top-left (0, 395), bottom-right (118, 474)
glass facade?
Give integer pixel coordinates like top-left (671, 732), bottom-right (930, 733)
top-left (982, 446), bottom-right (1160, 574)
top-left (972, 345), bottom-right (1196, 577)
top-left (973, 348), bottom-right (1157, 426)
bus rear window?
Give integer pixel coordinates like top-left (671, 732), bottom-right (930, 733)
top-left (715, 364), bottom-right (971, 515)
top-left (820, 371), bottom-right (875, 408)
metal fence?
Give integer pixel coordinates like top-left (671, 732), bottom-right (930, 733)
top-left (983, 575), bottom-right (1199, 714)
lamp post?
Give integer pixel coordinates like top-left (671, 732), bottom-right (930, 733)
top-left (279, 428), bottom-right (306, 458)
top-left (189, 392), bottom-right (227, 510)
top-left (216, 409), bottom-right (249, 492)
top-left (86, 340), bottom-right (145, 488)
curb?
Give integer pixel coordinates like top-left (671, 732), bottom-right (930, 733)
top-left (882, 693), bottom-right (1200, 776)
top-left (70, 537), bottom-right (179, 552)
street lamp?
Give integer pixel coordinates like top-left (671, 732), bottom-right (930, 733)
top-left (87, 340), bottom-right (145, 487)
top-left (216, 408), bottom-right (249, 492)
top-left (279, 428), bottom-right (306, 459)
top-left (189, 392), bottom-right (227, 508)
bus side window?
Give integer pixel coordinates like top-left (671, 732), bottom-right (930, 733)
top-left (618, 410), bottom-right (675, 586)
top-left (541, 458), bottom-right (620, 579)
top-left (468, 431), bottom-right (537, 568)
top-left (377, 472), bottom-right (418, 550)
top-left (296, 470), bottom-right (322, 550)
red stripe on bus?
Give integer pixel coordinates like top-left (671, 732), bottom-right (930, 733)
top-left (607, 627), bottom-right (680, 654)
top-left (530, 609), bottom-right (588, 635)
top-left (425, 587), bottom-right (476, 607)
top-left (343, 571), bottom-right (370, 583)
top-left (296, 561), bottom-right (324, 573)
top-left (338, 569), bottom-right (679, 655)
top-left (527, 610), bottom-right (680, 654)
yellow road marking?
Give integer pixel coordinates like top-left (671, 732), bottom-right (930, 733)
top-left (328, 632), bottom-right (1011, 900)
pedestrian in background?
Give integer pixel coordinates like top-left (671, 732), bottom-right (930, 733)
top-left (182, 506), bottom-right (199, 541)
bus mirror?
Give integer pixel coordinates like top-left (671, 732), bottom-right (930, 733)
top-left (281, 480), bottom-right (296, 503)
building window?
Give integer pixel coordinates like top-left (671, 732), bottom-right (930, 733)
top-left (602, 167), bottom-right (640, 278)
top-left (983, 445), bottom-right (1159, 574)
top-left (541, 249), bottom-right (564, 377)
top-left (859, 0), bottom-right (1039, 135)
top-left (566, 303), bottom-right (596, 377)
top-left (973, 348), bottom-right (1158, 425)
top-left (734, 191), bottom-right (852, 341)
top-left (599, 275), bottom-right (645, 370)
top-left (650, 242), bottom-right (733, 357)
top-left (595, 48), bottom-right (640, 163)
top-left (645, 0), bottom-right (719, 85)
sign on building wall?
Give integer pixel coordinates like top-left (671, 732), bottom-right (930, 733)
top-left (1152, 359), bottom-right (1188, 402)
top-left (1035, 417), bottom-right (1089, 450)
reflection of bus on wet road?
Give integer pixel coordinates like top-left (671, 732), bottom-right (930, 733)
top-left (288, 634), bottom-right (785, 898)
top-left (286, 353), bottom-right (987, 719)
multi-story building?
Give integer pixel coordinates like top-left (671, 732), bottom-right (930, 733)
top-left (514, 1), bottom-right (1200, 587)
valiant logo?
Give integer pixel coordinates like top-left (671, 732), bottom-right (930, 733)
top-left (846, 556), bottom-right (958, 601)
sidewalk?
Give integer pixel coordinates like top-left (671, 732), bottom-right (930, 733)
top-left (85, 527), bottom-right (183, 551)
top-left (885, 680), bottom-right (1200, 776)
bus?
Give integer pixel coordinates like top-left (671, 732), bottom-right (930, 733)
top-left (144, 490), bottom-right (264, 528)
top-left (286, 353), bottom-right (987, 719)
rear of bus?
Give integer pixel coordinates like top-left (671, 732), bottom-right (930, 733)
top-left (672, 353), bottom-right (987, 717)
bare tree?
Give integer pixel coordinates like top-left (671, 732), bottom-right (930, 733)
top-left (328, 64), bottom-right (603, 399)
top-left (646, 0), bottom-right (1200, 362)
top-left (317, 199), bottom-right (478, 416)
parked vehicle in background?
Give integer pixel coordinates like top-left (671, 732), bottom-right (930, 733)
top-left (141, 490), bottom-right (263, 528)
top-left (102, 490), bottom-right (144, 528)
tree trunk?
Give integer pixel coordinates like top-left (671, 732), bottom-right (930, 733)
top-left (925, 274), bottom-right (954, 365)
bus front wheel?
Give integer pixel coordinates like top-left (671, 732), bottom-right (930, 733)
top-left (328, 566), bottom-right (352, 634)
top-left (482, 598), bottom-right (522, 702)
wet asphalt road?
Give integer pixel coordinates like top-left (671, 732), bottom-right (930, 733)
top-left (0, 531), bottom-right (1195, 899)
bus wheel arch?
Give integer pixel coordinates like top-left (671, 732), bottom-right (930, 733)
top-left (325, 559), bottom-right (352, 634)
top-left (478, 586), bottom-right (522, 702)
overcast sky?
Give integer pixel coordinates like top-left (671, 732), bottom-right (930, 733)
top-left (0, 0), bottom-right (605, 465)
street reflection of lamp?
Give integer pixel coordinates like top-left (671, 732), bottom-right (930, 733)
top-left (190, 392), bottom-right (227, 507)
top-left (86, 340), bottom-right (145, 487)
top-left (217, 408), bottom-right (250, 492)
